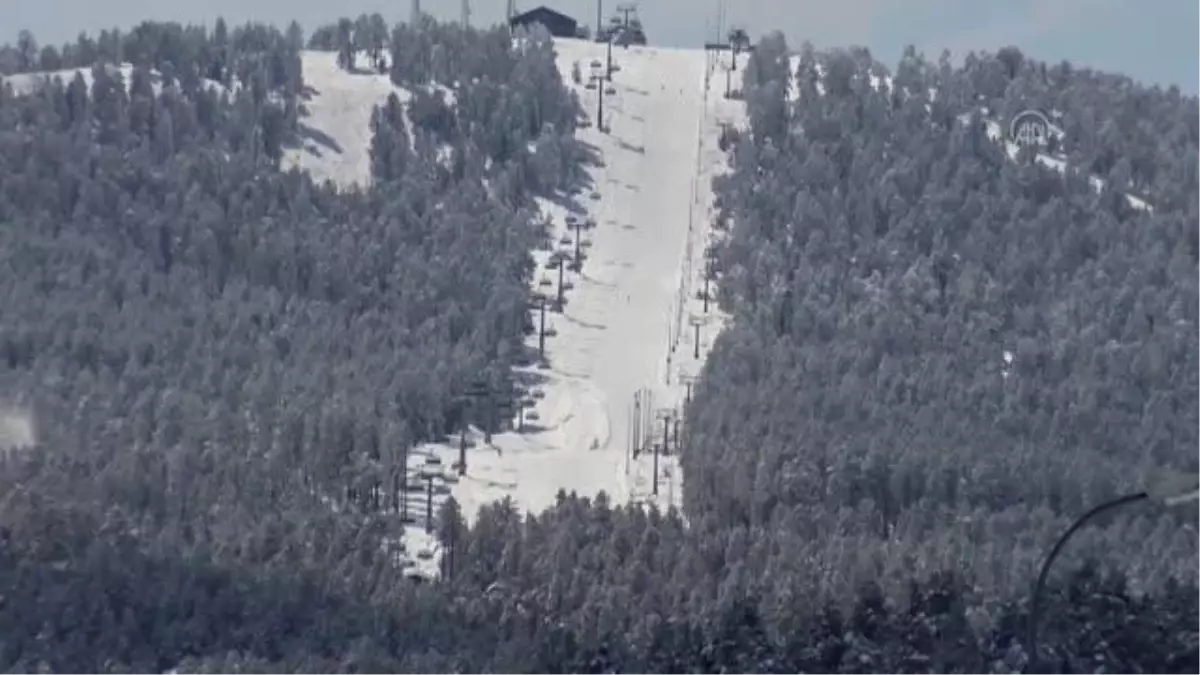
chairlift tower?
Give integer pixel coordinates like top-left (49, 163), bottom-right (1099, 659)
top-left (615, 2), bottom-right (638, 29)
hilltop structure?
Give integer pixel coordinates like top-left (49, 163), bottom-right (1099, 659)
top-left (509, 6), bottom-right (580, 38)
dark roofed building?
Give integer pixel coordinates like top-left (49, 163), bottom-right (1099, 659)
top-left (510, 6), bottom-right (579, 38)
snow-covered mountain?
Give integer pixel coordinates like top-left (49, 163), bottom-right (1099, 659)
top-left (386, 41), bottom-right (744, 577)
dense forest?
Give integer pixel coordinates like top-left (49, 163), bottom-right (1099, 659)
top-left (0, 16), bottom-right (1197, 674)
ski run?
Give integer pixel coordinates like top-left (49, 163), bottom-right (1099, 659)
top-left (381, 41), bottom-right (746, 578)
top-left (5, 36), bottom-right (1151, 581)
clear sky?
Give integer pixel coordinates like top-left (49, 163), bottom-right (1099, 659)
top-left (5, 0), bottom-right (1197, 92)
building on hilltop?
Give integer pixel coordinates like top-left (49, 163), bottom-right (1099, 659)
top-left (509, 6), bottom-right (579, 38)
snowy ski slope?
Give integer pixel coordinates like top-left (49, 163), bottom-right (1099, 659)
top-left (403, 40), bottom-right (741, 527)
top-left (380, 41), bottom-right (745, 575)
top-left (274, 41), bottom-right (745, 575)
top-left (8, 40), bottom-right (1157, 579)
top-left (1, 45), bottom-right (745, 578)
top-left (281, 51), bottom-right (414, 188)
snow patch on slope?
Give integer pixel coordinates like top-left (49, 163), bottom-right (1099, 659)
top-left (2, 62), bottom-right (230, 97)
top-left (282, 51), bottom-right (413, 189)
top-left (386, 40), bottom-right (745, 574)
top-left (0, 407), bottom-right (35, 453)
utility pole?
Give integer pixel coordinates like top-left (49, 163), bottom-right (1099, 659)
top-left (411, 0), bottom-right (421, 25)
top-left (421, 467), bottom-right (436, 533)
top-left (458, 378), bottom-right (491, 474)
top-left (653, 409), bottom-right (673, 496)
top-left (458, 412), bottom-right (468, 474)
top-left (537, 294), bottom-right (548, 356)
top-left (571, 219), bottom-right (584, 270)
top-left (596, 0), bottom-right (602, 40)
top-left (461, 0), bottom-right (470, 28)
top-left (555, 253), bottom-right (567, 308)
top-left (703, 253), bottom-right (715, 313)
top-left (597, 74), bottom-right (605, 131)
top-left (689, 315), bottom-right (707, 359)
top-left (679, 373), bottom-right (697, 406)
top-left (606, 37), bottom-right (614, 80)
top-left (632, 390), bottom-right (642, 458)
top-left (642, 388), bottom-right (653, 458)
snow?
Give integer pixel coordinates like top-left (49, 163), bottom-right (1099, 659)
top-left (0, 407), bottom-right (35, 453)
top-left (2, 43), bottom-right (745, 579)
top-left (373, 41), bottom-right (748, 572)
top-left (778, 50), bottom-right (1152, 212)
top-left (976, 117), bottom-right (1153, 211)
top-left (1, 62), bottom-right (230, 97)
top-left (281, 51), bottom-right (414, 189)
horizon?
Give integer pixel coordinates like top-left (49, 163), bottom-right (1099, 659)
top-left (3, 0), bottom-right (1197, 94)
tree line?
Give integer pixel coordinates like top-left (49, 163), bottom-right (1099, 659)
top-left (0, 18), bottom-right (1195, 673)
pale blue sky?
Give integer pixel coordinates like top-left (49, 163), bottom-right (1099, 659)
top-left (4, 0), bottom-right (1197, 92)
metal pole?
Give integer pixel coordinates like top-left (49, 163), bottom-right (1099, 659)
top-left (484, 387), bottom-right (493, 445)
top-left (538, 297), bottom-right (547, 356)
top-left (606, 38), bottom-right (613, 80)
top-left (632, 391), bottom-right (640, 457)
top-left (401, 471), bottom-right (409, 518)
top-left (573, 223), bottom-right (582, 268)
top-left (458, 416), bottom-right (467, 475)
top-left (425, 474), bottom-right (435, 533)
top-left (556, 258), bottom-right (565, 308)
top-left (597, 76), bottom-right (604, 131)
top-left (1027, 491), bottom-right (1149, 671)
top-left (628, 398), bottom-right (638, 473)
top-left (694, 322), bottom-right (701, 359)
top-left (652, 439), bottom-right (659, 495)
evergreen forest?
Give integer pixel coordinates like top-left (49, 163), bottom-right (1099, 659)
top-left (0, 16), bottom-right (1195, 674)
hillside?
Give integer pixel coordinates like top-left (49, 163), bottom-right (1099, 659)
top-left (0, 16), bottom-right (1196, 674)
top-left (686, 34), bottom-right (1198, 607)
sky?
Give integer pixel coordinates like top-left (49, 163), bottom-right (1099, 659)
top-left (3, 0), bottom-right (1197, 92)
